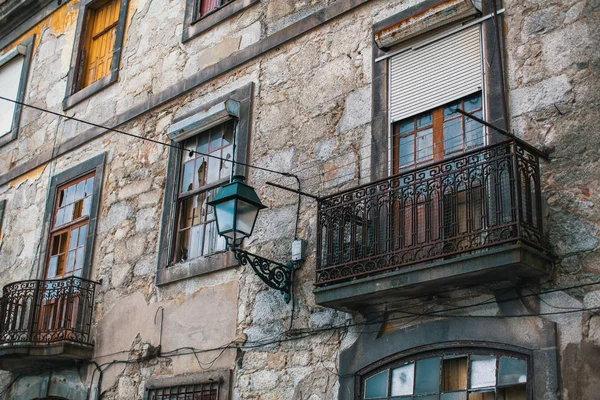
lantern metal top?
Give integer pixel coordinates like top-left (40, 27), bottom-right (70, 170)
top-left (208, 175), bottom-right (267, 210)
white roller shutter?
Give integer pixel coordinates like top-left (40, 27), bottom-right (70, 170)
top-left (389, 25), bottom-right (482, 123)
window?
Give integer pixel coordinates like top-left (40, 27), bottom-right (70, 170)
top-left (64, 0), bottom-right (128, 109)
top-left (363, 351), bottom-right (528, 400)
top-left (79, 0), bottom-right (121, 89)
top-left (182, 0), bottom-right (259, 42)
top-left (156, 84), bottom-right (252, 285)
top-left (47, 174), bottom-right (96, 279)
top-left (174, 121), bottom-right (234, 262)
top-left (144, 370), bottom-right (231, 400)
top-left (196, 0), bottom-right (234, 19)
top-left (0, 36), bottom-right (34, 147)
top-left (147, 381), bottom-right (220, 400)
top-left (41, 154), bottom-right (105, 281)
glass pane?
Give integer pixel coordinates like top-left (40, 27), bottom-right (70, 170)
top-left (236, 200), bottom-right (258, 236)
top-left (399, 135), bottom-right (414, 167)
top-left (444, 118), bottom-right (463, 155)
top-left (183, 138), bottom-right (196, 161)
top-left (391, 363), bottom-right (414, 396)
top-left (195, 157), bottom-right (207, 188)
top-left (66, 250), bottom-right (75, 272)
top-left (444, 100), bottom-right (461, 117)
top-left (75, 181), bottom-right (85, 200)
top-left (215, 199), bottom-right (235, 233)
top-left (188, 225), bottom-right (203, 259)
top-left (497, 385), bottom-right (526, 400)
top-left (464, 93), bottom-right (481, 112)
top-left (415, 396), bottom-right (439, 400)
top-left (207, 152), bottom-right (220, 183)
top-left (63, 204), bottom-right (74, 224)
top-left (223, 122), bottom-right (234, 146)
top-left (192, 194), bottom-right (203, 226)
top-left (498, 357), bottom-right (527, 386)
top-left (398, 119), bottom-right (414, 135)
top-left (75, 247), bottom-right (85, 270)
top-left (0, 56), bottom-right (24, 136)
top-left (441, 392), bottom-right (466, 400)
top-left (443, 357), bottom-right (467, 391)
top-left (197, 133), bottom-right (209, 155)
top-left (204, 221), bottom-right (219, 255)
top-left (78, 224), bottom-right (87, 246)
top-left (365, 370), bottom-right (388, 399)
top-left (209, 128), bottom-right (221, 151)
top-left (85, 177), bottom-right (94, 195)
top-left (48, 257), bottom-right (58, 278)
top-left (55, 208), bottom-right (64, 227)
top-left (417, 112), bottom-right (433, 128)
top-left (417, 128), bottom-right (433, 161)
top-left (220, 145), bottom-right (233, 179)
top-left (181, 161), bottom-right (195, 193)
top-left (470, 356), bottom-right (496, 389)
top-left (468, 391), bottom-right (494, 400)
top-left (69, 228), bottom-right (79, 250)
top-left (82, 197), bottom-right (91, 217)
top-left (65, 185), bottom-right (75, 205)
top-left (465, 110), bottom-right (484, 149)
top-left (415, 357), bottom-right (440, 394)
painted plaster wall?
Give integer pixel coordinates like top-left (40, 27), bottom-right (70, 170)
top-left (0, 0), bottom-right (598, 399)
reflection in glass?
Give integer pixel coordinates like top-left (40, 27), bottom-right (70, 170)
top-left (416, 357), bottom-right (440, 394)
top-left (391, 363), bottom-right (414, 396)
top-left (365, 370), bottom-right (388, 399)
top-left (498, 357), bottom-right (527, 386)
top-left (470, 356), bottom-right (496, 389)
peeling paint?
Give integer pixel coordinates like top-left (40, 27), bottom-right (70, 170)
top-left (8, 164), bottom-right (46, 188)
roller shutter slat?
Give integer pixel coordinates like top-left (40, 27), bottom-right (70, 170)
top-left (389, 25), bottom-right (482, 123)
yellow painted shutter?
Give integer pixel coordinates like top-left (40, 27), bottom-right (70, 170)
top-left (81, 0), bottom-right (120, 88)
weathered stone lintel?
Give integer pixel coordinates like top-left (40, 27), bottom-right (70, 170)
top-left (0, 0), bottom-right (373, 187)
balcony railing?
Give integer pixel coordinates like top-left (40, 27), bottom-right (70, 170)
top-left (0, 276), bottom-right (97, 346)
top-left (316, 139), bottom-right (546, 286)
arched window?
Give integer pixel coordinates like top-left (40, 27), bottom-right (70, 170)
top-left (362, 349), bottom-right (529, 400)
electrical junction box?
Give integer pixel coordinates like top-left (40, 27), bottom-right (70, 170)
top-left (292, 240), bottom-right (306, 261)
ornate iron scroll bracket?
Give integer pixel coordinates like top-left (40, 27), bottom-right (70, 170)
top-left (232, 248), bottom-right (296, 303)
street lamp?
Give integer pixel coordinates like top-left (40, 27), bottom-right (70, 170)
top-left (208, 175), bottom-right (297, 303)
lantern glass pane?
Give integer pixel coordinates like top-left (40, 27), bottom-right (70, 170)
top-left (215, 199), bottom-right (235, 236)
top-left (236, 200), bottom-right (259, 237)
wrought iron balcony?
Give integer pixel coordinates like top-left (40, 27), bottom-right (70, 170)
top-left (314, 140), bottom-right (551, 312)
top-left (0, 276), bottom-right (97, 371)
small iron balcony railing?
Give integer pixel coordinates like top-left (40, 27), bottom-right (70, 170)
top-left (0, 276), bottom-right (97, 346)
top-left (316, 139), bottom-right (546, 286)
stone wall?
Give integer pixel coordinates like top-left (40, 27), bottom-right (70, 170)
top-left (0, 0), bottom-right (598, 399)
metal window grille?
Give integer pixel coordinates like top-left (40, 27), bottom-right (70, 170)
top-left (147, 381), bottom-right (220, 400)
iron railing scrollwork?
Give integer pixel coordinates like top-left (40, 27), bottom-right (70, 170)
top-left (0, 276), bottom-right (97, 346)
top-left (316, 140), bottom-right (547, 286)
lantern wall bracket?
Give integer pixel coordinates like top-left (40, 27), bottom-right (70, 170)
top-left (232, 247), bottom-right (296, 303)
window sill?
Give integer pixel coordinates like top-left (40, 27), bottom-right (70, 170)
top-left (182, 0), bottom-right (260, 43)
top-left (156, 250), bottom-right (239, 286)
top-left (63, 70), bottom-right (118, 110)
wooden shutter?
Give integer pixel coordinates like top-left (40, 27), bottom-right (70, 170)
top-left (81, 0), bottom-right (120, 88)
top-left (389, 25), bottom-right (482, 123)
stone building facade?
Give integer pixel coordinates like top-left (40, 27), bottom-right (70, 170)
top-left (0, 0), bottom-right (598, 399)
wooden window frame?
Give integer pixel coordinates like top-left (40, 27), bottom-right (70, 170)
top-left (46, 173), bottom-right (96, 279)
top-left (0, 35), bottom-right (34, 148)
top-left (172, 121), bottom-right (235, 263)
top-left (38, 154), bottom-right (105, 281)
top-left (64, 0), bottom-right (129, 110)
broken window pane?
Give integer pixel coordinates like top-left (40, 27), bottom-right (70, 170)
top-left (470, 356), bottom-right (496, 389)
top-left (498, 357), bottom-right (527, 386)
top-left (497, 385), bottom-right (526, 400)
top-left (468, 391), bottom-right (495, 400)
top-left (415, 357), bottom-right (440, 394)
top-left (364, 370), bottom-right (388, 399)
top-left (391, 363), bottom-right (414, 396)
top-left (443, 357), bottom-right (467, 391)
